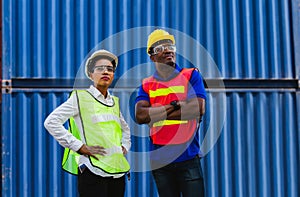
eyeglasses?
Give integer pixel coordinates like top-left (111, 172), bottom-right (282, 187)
top-left (93, 65), bottom-right (115, 73)
top-left (151, 44), bottom-right (176, 55)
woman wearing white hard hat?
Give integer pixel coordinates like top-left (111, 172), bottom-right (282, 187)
top-left (44, 49), bottom-right (131, 197)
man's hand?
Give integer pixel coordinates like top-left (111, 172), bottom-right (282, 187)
top-left (135, 100), bottom-right (175, 124)
top-left (77, 144), bottom-right (106, 160)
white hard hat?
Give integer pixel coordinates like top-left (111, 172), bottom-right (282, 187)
top-left (85, 49), bottom-right (118, 79)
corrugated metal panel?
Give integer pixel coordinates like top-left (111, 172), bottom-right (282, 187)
top-left (2, 0), bottom-right (299, 197)
top-left (2, 0), bottom-right (295, 79)
top-left (2, 92), bottom-right (78, 197)
top-left (2, 90), bottom-right (299, 197)
top-left (203, 91), bottom-right (299, 197)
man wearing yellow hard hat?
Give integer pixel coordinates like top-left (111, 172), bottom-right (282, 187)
top-left (135, 29), bottom-right (207, 196)
top-left (45, 49), bottom-right (131, 197)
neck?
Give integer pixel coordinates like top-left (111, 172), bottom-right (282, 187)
top-left (95, 85), bottom-right (108, 98)
top-left (155, 63), bottom-right (176, 79)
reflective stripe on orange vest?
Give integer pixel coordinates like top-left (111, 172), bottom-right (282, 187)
top-left (153, 120), bottom-right (188, 127)
top-left (149, 86), bottom-right (185, 98)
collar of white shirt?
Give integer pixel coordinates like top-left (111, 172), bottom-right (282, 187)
top-left (87, 85), bottom-right (114, 106)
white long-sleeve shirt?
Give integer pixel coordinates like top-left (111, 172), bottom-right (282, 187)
top-left (44, 85), bottom-right (131, 178)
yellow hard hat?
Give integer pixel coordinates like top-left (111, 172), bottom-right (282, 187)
top-left (85, 49), bottom-right (118, 80)
top-left (147, 29), bottom-right (175, 56)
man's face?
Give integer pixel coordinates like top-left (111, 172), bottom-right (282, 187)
top-left (150, 44), bottom-right (176, 67)
top-left (89, 59), bottom-right (115, 88)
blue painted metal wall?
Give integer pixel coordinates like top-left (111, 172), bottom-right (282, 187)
top-left (2, 0), bottom-right (297, 80)
top-left (1, 0), bottom-right (299, 197)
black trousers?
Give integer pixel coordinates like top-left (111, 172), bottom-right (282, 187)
top-left (152, 156), bottom-right (205, 197)
top-left (77, 168), bottom-right (125, 197)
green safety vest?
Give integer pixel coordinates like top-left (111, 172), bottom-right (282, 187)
top-left (62, 90), bottom-right (130, 175)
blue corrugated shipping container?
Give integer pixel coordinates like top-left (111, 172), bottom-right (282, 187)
top-left (1, 0), bottom-right (299, 197)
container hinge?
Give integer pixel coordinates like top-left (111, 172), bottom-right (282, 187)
top-left (2, 79), bottom-right (12, 94)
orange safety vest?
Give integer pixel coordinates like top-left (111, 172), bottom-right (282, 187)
top-left (142, 68), bottom-right (198, 145)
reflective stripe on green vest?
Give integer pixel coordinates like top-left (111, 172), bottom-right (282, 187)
top-left (62, 90), bottom-right (130, 175)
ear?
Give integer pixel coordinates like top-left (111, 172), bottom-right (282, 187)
top-left (88, 72), bottom-right (93, 79)
top-left (150, 55), bottom-right (156, 62)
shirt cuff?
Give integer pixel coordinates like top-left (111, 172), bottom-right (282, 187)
top-left (122, 143), bottom-right (131, 152)
top-left (70, 140), bottom-right (84, 152)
